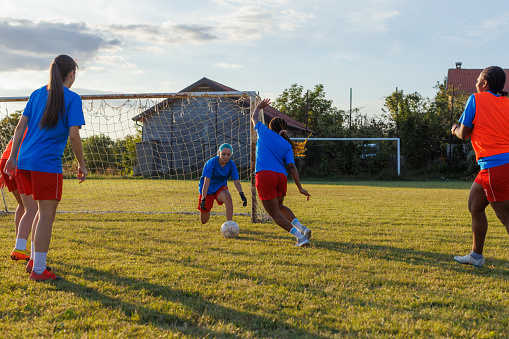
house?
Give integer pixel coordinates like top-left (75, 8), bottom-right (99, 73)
top-left (446, 62), bottom-right (509, 95)
top-left (131, 77), bottom-right (313, 176)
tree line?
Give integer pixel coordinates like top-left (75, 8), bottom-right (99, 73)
top-left (273, 81), bottom-right (475, 180)
top-left (0, 81), bottom-right (475, 180)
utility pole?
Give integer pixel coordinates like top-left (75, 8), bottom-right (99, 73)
top-left (305, 90), bottom-right (309, 133)
top-left (450, 85), bottom-right (455, 164)
top-left (395, 87), bottom-right (399, 136)
top-left (349, 88), bottom-right (352, 137)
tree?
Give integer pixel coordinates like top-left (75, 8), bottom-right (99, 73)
top-left (0, 111), bottom-right (21, 149)
top-left (82, 134), bottom-right (116, 174)
top-left (382, 82), bottom-right (472, 172)
top-left (273, 84), bottom-right (345, 136)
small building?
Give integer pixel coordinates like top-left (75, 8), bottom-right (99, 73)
top-left (446, 62), bottom-right (509, 95)
top-left (132, 77), bottom-right (313, 176)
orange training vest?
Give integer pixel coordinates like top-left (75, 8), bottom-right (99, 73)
top-left (471, 92), bottom-right (509, 160)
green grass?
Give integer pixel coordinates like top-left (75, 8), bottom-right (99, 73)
top-left (1, 181), bottom-right (509, 338)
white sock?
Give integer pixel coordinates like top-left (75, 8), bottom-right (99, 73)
top-left (33, 252), bottom-right (48, 275)
top-left (290, 226), bottom-right (305, 239)
top-left (15, 238), bottom-right (27, 251)
top-left (291, 218), bottom-right (304, 232)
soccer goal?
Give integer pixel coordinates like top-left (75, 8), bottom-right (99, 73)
top-left (292, 137), bottom-right (401, 177)
top-left (0, 91), bottom-right (269, 222)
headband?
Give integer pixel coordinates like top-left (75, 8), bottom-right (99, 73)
top-left (218, 143), bottom-right (233, 153)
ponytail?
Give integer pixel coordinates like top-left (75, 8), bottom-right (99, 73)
top-left (268, 117), bottom-right (309, 157)
top-left (40, 55), bottom-right (77, 129)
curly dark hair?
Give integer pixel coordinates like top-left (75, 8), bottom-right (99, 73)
top-left (480, 66), bottom-right (508, 96)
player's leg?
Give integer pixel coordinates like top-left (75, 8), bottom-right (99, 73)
top-left (279, 202), bottom-right (311, 239)
top-left (200, 211), bottom-right (211, 224)
top-left (454, 181), bottom-right (488, 267)
top-left (262, 196), bottom-right (309, 247)
top-left (468, 182), bottom-right (489, 255)
top-left (217, 189), bottom-right (233, 221)
top-left (29, 171), bottom-right (62, 280)
top-left (261, 197), bottom-right (292, 231)
top-left (11, 189), bottom-right (24, 237)
top-left (30, 199), bottom-right (59, 279)
top-left (490, 200), bottom-right (509, 233)
top-left (198, 193), bottom-right (212, 224)
top-left (11, 170), bottom-right (38, 261)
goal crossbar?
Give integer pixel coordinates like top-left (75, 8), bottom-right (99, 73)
top-left (0, 91), bottom-right (258, 102)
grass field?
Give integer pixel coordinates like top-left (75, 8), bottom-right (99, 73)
top-left (1, 181), bottom-right (509, 338)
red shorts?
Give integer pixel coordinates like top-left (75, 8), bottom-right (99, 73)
top-left (18, 169), bottom-right (63, 201)
top-left (255, 170), bottom-right (287, 201)
top-left (0, 158), bottom-right (18, 192)
top-left (474, 163), bottom-right (509, 202)
top-left (198, 186), bottom-right (228, 213)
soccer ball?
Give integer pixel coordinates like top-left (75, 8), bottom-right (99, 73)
top-left (221, 221), bottom-right (239, 238)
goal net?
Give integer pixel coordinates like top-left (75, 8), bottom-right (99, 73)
top-left (0, 91), bottom-right (268, 222)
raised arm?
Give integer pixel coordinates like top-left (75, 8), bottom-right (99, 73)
top-left (251, 98), bottom-right (271, 127)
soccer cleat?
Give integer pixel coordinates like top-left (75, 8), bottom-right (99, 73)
top-left (454, 254), bottom-right (485, 267)
top-left (295, 237), bottom-right (310, 247)
top-left (25, 260), bottom-right (51, 274)
top-left (11, 248), bottom-right (30, 261)
top-left (29, 269), bottom-right (61, 281)
top-left (301, 226), bottom-right (312, 239)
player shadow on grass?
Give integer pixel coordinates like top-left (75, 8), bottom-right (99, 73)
top-left (50, 262), bottom-right (329, 338)
top-left (319, 240), bottom-right (509, 277)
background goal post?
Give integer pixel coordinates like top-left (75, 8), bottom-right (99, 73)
top-left (0, 91), bottom-right (269, 222)
top-left (292, 137), bottom-right (401, 177)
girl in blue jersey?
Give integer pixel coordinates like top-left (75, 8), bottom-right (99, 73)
top-left (198, 143), bottom-right (248, 225)
top-left (4, 55), bottom-right (87, 281)
top-left (251, 98), bottom-right (312, 247)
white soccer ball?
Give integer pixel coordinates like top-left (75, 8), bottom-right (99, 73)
top-left (221, 221), bottom-right (240, 238)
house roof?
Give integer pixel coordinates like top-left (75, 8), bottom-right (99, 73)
top-left (132, 77), bottom-right (314, 133)
top-left (447, 66), bottom-right (509, 95)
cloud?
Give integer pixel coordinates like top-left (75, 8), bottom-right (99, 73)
top-left (215, 62), bottom-right (244, 69)
top-left (105, 22), bottom-right (218, 44)
top-left (0, 18), bottom-right (118, 72)
top-left (346, 8), bottom-right (399, 32)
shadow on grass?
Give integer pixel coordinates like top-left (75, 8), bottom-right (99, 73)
top-left (50, 263), bottom-right (328, 338)
top-left (317, 239), bottom-right (509, 277)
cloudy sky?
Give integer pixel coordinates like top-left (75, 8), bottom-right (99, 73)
top-left (1, 0), bottom-right (509, 116)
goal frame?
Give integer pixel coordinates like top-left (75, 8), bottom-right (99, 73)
top-left (292, 137), bottom-right (401, 176)
top-left (0, 91), bottom-right (268, 222)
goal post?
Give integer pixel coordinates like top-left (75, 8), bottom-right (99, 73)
top-left (0, 91), bottom-right (268, 222)
top-left (292, 137), bottom-right (401, 177)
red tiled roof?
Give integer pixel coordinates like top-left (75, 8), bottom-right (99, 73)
top-left (447, 68), bottom-right (509, 95)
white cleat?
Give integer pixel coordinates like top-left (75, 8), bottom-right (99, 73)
top-left (454, 254), bottom-right (485, 267)
top-left (295, 237), bottom-right (310, 247)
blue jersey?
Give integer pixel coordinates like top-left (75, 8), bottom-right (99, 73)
top-left (254, 121), bottom-right (294, 175)
top-left (198, 156), bottom-right (239, 195)
top-left (458, 92), bottom-right (509, 170)
top-left (18, 85), bottom-right (85, 174)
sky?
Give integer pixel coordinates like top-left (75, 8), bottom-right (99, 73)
top-left (1, 0), bottom-right (509, 117)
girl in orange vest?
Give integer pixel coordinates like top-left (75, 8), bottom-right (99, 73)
top-left (451, 66), bottom-right (509, 267)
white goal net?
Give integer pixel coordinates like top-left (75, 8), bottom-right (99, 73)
top-left (0, 91), bottom-right (268, 222)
